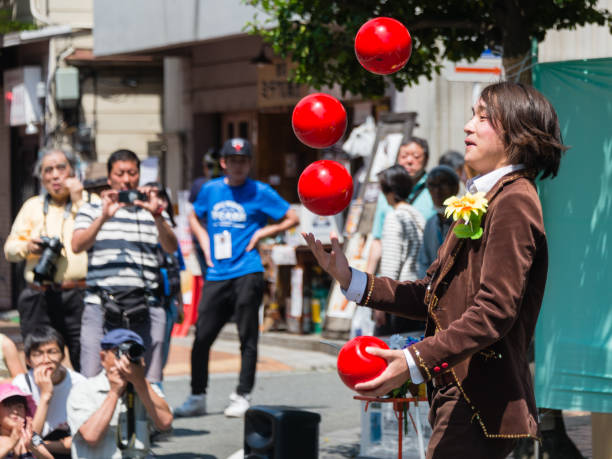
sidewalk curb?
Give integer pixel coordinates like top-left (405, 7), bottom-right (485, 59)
top-left (217, 324), bottom-right (345, 357)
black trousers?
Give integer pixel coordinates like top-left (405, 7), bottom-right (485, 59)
top-left (191, 272), bottom-right (264, 395)
top-left (17, 286), bottom-right (85, 371)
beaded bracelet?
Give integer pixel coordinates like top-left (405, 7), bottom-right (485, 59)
top-left (363, 273), bottom-right (374, 306)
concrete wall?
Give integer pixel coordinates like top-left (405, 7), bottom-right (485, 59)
top-left (163, 57), bottom-right (193, 194)
top-left (538, 0), bottom-right (612, 63)
top-left (190, 35), bottom-right (260, 114)
top-left (93, 0), bottom-right (267, 57)
top-left (45, 0), bottom-right (93, 28)
top-left (80, 69), bottom-right (163, 165)
top-left (392, 75), bottom-right (474, 167)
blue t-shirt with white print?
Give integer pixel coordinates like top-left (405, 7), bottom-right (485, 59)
top-left (193, 177), bottom-right (290, 281)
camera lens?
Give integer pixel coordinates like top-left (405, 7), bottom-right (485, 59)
top-left (116, 341), bottom-right (145, 363)
top-left (33, 237), bottom-right (64, 284)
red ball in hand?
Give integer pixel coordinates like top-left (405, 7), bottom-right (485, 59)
top-left (337, 336), bottom-right (389, 390)
top-left (298, 160), bottom-right (353, 216)
top-left (292, 93), bottom-right (347, 149)
top-left (355, 17), bottom-right (412, 75)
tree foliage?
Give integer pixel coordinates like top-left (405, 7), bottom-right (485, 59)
top-left (245, 0), bottom-right (612, 98)
top-left (0, 8), bottom-right (36, 34)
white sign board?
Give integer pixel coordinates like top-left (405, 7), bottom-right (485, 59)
top-left (443, 52), bottom-right (503, 83)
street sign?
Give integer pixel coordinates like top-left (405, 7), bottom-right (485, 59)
top-left (443, 50), bottom-right (504, 83)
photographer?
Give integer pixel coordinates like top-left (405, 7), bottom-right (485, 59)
top-left (4, 148), bottom-right (88, 371)
top-left (67, 329), bottom-right (173, 458)
top-left (72, 149), bottom-right (178, 382)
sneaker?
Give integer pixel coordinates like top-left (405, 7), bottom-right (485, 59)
top-left (174, 394), bottom-right (206, 417)
top-left (224, 392), bottom-right (250, 418)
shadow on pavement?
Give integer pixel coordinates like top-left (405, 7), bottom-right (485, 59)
top-left (154, 454), bottom-right (216, 459)
top-left (168, 427), bottom-right (211, 437)
top-left (320, 443), bottom-right (360, 458)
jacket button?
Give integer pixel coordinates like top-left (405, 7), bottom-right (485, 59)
top-left (433, 366), bottom-right (441, 372)
top-left (441, 362), bottom-right (448, 369)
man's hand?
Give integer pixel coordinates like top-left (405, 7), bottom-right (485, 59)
top-left (302, 231), bottom-right (352, 290)
top-left (27, 238), bottom-right (44, 255)
top-left (100, 190), bottom-right (124, 220)
top-left (353, 347), bottom-right (411, 397)
top-left (107, 363), bottom-right (127, 396)
top-left (65, 177), bottom-right (84, 204)
top-left (115, 354), bottom-right (146, 386)
top-left (33, 365), bottom-right (54, 401)
top-left (246, 228), bottom-right (264, 252)
top-left (135, 186), bottom-right (166, 217)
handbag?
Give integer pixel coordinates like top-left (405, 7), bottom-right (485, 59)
top-left (99, 290), bottom-right (149, 328)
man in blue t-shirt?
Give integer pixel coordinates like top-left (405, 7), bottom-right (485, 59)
top-left (175, 138), bottom-right (299, 418)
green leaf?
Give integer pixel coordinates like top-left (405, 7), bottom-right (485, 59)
top-left (470, 227), bottom-right (484, 239)
top-left (453, 224), bottom-right (476, 238)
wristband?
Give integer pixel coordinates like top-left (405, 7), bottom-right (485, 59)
top-left (31, 432), bottom-right (44, 447)
top-left (152, 206), bottom-right (164, 217)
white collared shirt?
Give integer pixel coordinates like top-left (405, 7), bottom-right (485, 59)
top-left (466, 164), bottom-right (525, 194)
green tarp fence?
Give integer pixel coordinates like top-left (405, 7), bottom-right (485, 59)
top-left (534, 57), bottom-right (612, 413)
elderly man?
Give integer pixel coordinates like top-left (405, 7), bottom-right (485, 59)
top-left (67, 328), bottom-right (173, 458)
top-left (4, 148), bottom-right (87, 370)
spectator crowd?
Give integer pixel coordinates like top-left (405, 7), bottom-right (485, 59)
top-left (1, 131), bottom-right (467, 457)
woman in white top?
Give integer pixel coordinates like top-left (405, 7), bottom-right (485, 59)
top-left (374, 165), bottom-right (425, 336)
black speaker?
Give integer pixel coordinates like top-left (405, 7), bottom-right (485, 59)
top-left (244, 405), bottom-right (321, 459)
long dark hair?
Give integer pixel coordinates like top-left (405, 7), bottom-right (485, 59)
top-left (480, 82), bottom-right (568, 180)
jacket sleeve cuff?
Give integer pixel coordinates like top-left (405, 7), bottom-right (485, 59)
top-left (403, 348), bottom-right (425, 384)
top-left (340, 268), bottom-right (367, 303)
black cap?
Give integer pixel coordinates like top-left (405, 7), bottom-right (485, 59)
top-left (220, 138), bottom-right (252, 157)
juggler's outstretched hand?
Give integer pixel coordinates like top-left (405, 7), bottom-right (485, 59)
top-left (302, 231), bottom-right (352, 290)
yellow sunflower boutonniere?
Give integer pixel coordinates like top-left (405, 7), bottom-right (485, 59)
top-left (443, 191), bottom-right (489, 240)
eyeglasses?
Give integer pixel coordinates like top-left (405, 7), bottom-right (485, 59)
top-left (42, 163), bottom-right (69, 176)
top-left (30, 348), bottom-right (62, 360)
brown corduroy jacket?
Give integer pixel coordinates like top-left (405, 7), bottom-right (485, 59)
top-left (362, 171), bottom-right (546, 439)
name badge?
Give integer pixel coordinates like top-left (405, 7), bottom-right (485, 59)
top-left (214, 230), bottom-right (232, 260)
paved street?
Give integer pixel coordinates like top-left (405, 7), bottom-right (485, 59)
top-left (0, 320), bottom-right (595, 458)
top-left (155, 337), bottom-right (362, 458)
top-left (154, 334), bottom-right (594, 459)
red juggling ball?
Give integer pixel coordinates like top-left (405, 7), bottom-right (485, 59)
top-left (337, 336), bottom-right (389, 390)
top-left (355, 17), bottom-right (412, 75)
top-left (298, 160), bottom-right (353, 216)
top-left (292, 93), bottom-right (347, 149)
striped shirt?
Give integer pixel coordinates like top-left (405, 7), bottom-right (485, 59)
top-left (379, 202), bottom-right (425, 282)
top-left (74, 202), bottom-right (165, 305)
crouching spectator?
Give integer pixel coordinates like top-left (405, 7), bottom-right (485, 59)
top-left (13, 326), bottom-right (85, 458)
top-left (67, 329), bottom-right (173, 458)
top-left (0, 383), bottom-right (53, 458)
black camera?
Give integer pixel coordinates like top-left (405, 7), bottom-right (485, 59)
top-left (115, 341), bottom-right (145, 363)
top-left (32, 236), bottom-right (64, 284)
top-left (118, 190), bottom-right (147, 204)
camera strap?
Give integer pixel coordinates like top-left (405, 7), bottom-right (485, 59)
top-left (133, 207), bottom-right (161, 303)
top-left (117, 383), bottom-right (136, 450)
top-left (42, 193), bottom-right (72, 245)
